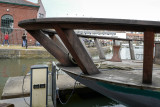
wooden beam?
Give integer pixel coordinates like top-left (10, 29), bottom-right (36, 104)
top-left (94, 38), bottom-right (106, 60)
top-left (55, 26), bottom-right (100, 75)
top-left (143, 30), bottom-right (154, 84)
top-left (129, 41), bottom-right (135, 60)
top-left (78, 34), bottom-right (142, 41)
top-left (27, 30), bottom-right (74, 66)
top-left (48, 34), bottom-right (69, 54)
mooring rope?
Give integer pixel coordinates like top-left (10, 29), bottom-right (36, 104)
top-left (56, 69), bottom-right (83, 105)
top-left (22, 74), bottom-right (30, 106)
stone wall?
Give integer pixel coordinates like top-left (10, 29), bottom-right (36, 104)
top-left (0, 49), bottom-right (54, 59)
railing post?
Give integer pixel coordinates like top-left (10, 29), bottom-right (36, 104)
top-left (79, 37), bottom-right (92, 58)
top-left (94, 38), bottom-right (106, 60)
top-left (154, 43), bottom-right (160, 64)
top-left (129, 40), bottom-right (135, 60)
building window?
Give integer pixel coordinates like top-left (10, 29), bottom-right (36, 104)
top-left (39, 13), bottom-right (44, 18)
top-left (1, 14), bottom-right (14, 34)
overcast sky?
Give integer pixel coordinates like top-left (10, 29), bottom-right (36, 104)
top-left (28, 0), bottom-right (160, 21)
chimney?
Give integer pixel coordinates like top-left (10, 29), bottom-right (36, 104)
top-left (38, 0), bottom-right (41, 4)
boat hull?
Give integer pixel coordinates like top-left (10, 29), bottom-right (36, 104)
top-left (64, 71), bottom-right (160, 107)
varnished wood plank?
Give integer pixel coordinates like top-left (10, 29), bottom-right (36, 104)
top-left (27, 30), bottom-right (74, 66)
top-left (94, 38), bottom-right (106, 59)
top-left (49, 34), bottom-right (69, 54)
top-left (55, 26), bottom-right (100, 75)
top-left (18, 18), bottom-right (160, 33)
top-left (143, 30), bottom-right (154, 84)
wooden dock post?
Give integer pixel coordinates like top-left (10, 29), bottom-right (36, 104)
top-left (129, 40), bottom-right (135, 60)
top-left (94, 38), bottom-right (106, 60)
top-left (143, 30), bottom-right (154, 84)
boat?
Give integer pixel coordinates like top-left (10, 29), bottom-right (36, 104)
top-left (18, 17), bottom-right (160, 106)
top-left (59, 60), bottom-right (160, 107)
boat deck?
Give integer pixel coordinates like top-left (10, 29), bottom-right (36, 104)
top-left (59, 59), bottom-right (160, 91)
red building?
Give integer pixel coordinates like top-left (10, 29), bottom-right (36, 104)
top-left (0, 0), bottom-right (44, 45)
top-left (126, 33), bottom-right (144, 40)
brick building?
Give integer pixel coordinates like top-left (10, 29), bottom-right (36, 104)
top-left (0, 0), bottom-right (45, 45)
top-left (126, 32), bottom-right (144, 40)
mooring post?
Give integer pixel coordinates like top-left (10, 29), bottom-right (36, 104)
top-left (143, 30), bottom-right (154, 84)
top-left (129, 40), bottom-right (135, 60)
top-left (94, 38), bottom-right (106, 60)
top-left (79, 37), bottom-right (92, 58)
top-left (110, 45), bottom-right (122, 62)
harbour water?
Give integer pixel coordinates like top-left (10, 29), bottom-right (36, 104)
top-left (0, 47), bottom-right (143, 107)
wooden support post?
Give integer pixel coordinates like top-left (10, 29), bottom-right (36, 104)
top-left (143, 30), bottom-right (154, 84)
top-left (49, 34), bottom-right (69, 54)
top-left (55, 26), bottom-right (100, 75)
top-left (27, 30), bottom-right (74, 66)
top-left (94, 38), bottom-right (106, 60)
top-left (79, 37), bottom-right (91, 58)
top-left (129, 40), bottom-right (135, 60)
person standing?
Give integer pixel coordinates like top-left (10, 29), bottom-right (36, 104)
top-left (22, 33), bottom-right (27, 49)
top-left (2, 32), bottom-right (9, 47)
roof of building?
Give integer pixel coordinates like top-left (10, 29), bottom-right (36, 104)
top-left (0, 0), bottom-right (40, 7)
top-left (126, 33), bottom-right (144, 37)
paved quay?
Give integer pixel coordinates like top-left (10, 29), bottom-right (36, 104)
top-left (0, 45), bottom-right (54, 59)
top-left (1, 73), bottom-right (85, 99)
top-left (0, 96), bottom-right (53, 107)
top-left (0, 45), bottom-right (111, 59)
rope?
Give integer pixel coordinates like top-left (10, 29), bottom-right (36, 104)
top-left (56, 71), bottom-right (83, 105)
top-left (22, 74), bottom-right (30, 106)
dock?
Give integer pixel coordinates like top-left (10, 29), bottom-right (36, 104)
top-left (1, 73), bottom-right (85, 99)
top-left (0, 96), bottom-right (53, 107)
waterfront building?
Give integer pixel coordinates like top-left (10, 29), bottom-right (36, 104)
top-left (0, 0), bottom-right (45, 45)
